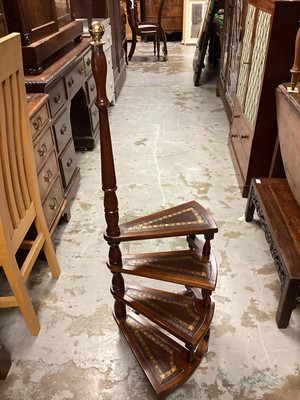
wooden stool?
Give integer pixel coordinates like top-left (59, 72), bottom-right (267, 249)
top-left (245, 178), bottom-right (300, 328)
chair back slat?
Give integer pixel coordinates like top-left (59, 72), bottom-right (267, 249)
top-left (0, 33), bottom-right (33, 239)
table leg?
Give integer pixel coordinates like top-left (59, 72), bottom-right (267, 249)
top-left (276, 277), bottom-right (299, 329)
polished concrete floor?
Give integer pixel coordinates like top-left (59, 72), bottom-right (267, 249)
top-left (0, 42), bottom-right (300, 400)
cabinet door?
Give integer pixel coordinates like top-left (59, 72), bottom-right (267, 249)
top-left (0, 0), bottom-right (7, 38)
top-left (236, 4), bottom-right (272, 127)
top-left (55, 0), bottom-right (73, 27)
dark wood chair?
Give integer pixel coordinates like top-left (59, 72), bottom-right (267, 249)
top-left (89, 22), bottom-right (218, 396)
top-left (125, 0), bottom-right (168, 61)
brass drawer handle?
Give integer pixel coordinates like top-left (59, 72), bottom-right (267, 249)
top-left (33, 115), bottom-right (43, 130)
top-left (49, 197), bottom-right (58, 210)
top-left (90, 84), bottom-right (95, 92)
top-left (54, 94), bottom-right (61, 104)
top-left (231, 134), bottom-right (238, 138)
top-left (60, 124), bottom-right (67, 135)
top-left (93, 110), bottom-right (98, 117)
top-left (233, 114), bottom-right (240, 118)
top-left (67, 157), bottom-right (73, 167)
top-left (44, 169), bottom-right (53, 183)
top-left (68, 77), bottom-right (75, 87)
top-left (86, 57), bottom-right (91, 66)
top-left (77, 66), bottom-right (85, 74)
top-left (38, 143), bottom-right (48, 157)
top-left (241, 134), bottom-right (249, 140)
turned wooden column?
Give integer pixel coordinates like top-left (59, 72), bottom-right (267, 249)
top-left (89, 21), bottom-right (126, 318)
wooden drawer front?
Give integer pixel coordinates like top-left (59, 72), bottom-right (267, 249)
top-left (106, 70), bottom-right (115, 105)
top-left (48, 78), bottom-right (67, 117)
top-left (52, 108), bottom-right (72, 154)
top-left (42, 176), bottom-right (64, 229)
top-left (30, 102), bottom-right (50, 138)
top-left (65, 58), bottom-right (86, 99)
top-left (37, 151), bottom-right (59, 200)
top-left (59, 140), bottom-right (77, 188)
top-left (103, 25), bottom-right (112, 52)
top-left (90, 102), bottom-right (99, 132)
top-left (105, 47), bottom-right (113, 73)
top-left (33, 127), bottom-right (54, 170)
top-left (83, 50), bottom-right (92, 77)
top-left (86, 74), bottom-right (96, 104)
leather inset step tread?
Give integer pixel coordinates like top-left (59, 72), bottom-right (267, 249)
top-left (114, 284), bottom-right (214, 347)
top-left (110, 248), bottom-right (217, 291)
top-left (114, 311), bottom-right (208, 396)
top-left (104, 201), bottom-right (217, 242)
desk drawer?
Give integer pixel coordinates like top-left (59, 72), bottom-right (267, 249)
top-left (59, 140), bottom-right (77, 188)
top-left (30, 102), bottom-right (50, 138)
top-left (86, 74), bottom-right (96, 105)
top-left (33, 127), bottom-right (55, 171)
top-left (37, 151), bottom-right (59, 201)
top-left (48, 78), bottom-right (67, 117)
top-left (42, 176), bottom-right (64, 229)
top-left (90, 102), bottom-right (99, 132)
top-left (65, 58), bottom-right (86, 99)
top-left (52, 107), bottom-right (72, 154)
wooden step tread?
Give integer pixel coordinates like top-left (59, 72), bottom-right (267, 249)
top-left (113, 284), bottom-right (214, 347)
top-left (114, 311), bottom-right (209, 396)
top-left (110, 248), bottom-right (217, 291)
top-left (104, 201), bottom-right (217, 242)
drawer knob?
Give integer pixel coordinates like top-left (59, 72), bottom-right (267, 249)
top-left (241, 134), bottom-right (249, 140)
top-left (68, 78), bottom-right (75, 87)
top-left (49, 197), bottom-right (58, 210)
top-left (54, 94), bottom-right (62, 104)
top-left (67, 157), bottom-right (73, 167)
top-left (86, 57), bottom-right (91, 66)
top-left (90, 84), bottom-right (95, 92)
top-left (33, 115), bottom-right (42, 130)
top-left (77, 66), bottom-right (85, 75)
top-left (60, 124), bottom-right (67, 135)
top-left (44, 169), bottom-right (53, 183)
top-left (93, 110), bottom-right (97, 117)
top-left (38, 143), bottom-right (48, 157)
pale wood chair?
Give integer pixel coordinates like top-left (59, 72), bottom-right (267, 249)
top-left (0, 33), bottom-right (61, 336)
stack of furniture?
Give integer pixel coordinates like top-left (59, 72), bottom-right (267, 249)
top-left (227, 0), bottom-right (300, 197)
top-left (90, 22), bottom-right (218, 396)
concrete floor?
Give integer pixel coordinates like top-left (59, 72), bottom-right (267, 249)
top-left (0, 42), bottom-right (300, 400)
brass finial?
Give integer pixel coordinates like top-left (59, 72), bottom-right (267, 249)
top-left (89, 21), bottom-right (105, 47)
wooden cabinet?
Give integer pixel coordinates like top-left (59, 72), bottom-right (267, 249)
top-left (217, 0), bottom-right (245, 121)
top-left (141, 0), bottom-right (184, 36)
top-left (91, 0), bottom-right (126, 99)
top-left (228, 0), bottom-right (300, 197)
top-left (28, 93), bottom-right (66, 234)
top-left (2, 0), bottom-right (83, 73)
top-left (72, 0), bottom-right (126, 99)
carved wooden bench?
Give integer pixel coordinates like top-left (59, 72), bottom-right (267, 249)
top-left (245, 178), bottom-right (300, 328)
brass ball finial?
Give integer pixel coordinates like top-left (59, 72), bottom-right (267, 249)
top-left (89, 21), bottom-right (105, 47)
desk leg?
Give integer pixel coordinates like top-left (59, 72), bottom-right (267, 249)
top-left (276, 277), bottom-right (299, 329)
top-left (245, 184), bottom-right (256, 222)
top-left (0, 345), bottom-right (11, 380)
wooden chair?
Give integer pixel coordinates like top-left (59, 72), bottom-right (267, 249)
top-left (90, 22), bottom-right (218, 396)
top-left (0, 33), bottom-right (61, 336)
top-left (125, 0), bottom-right (168, 61)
